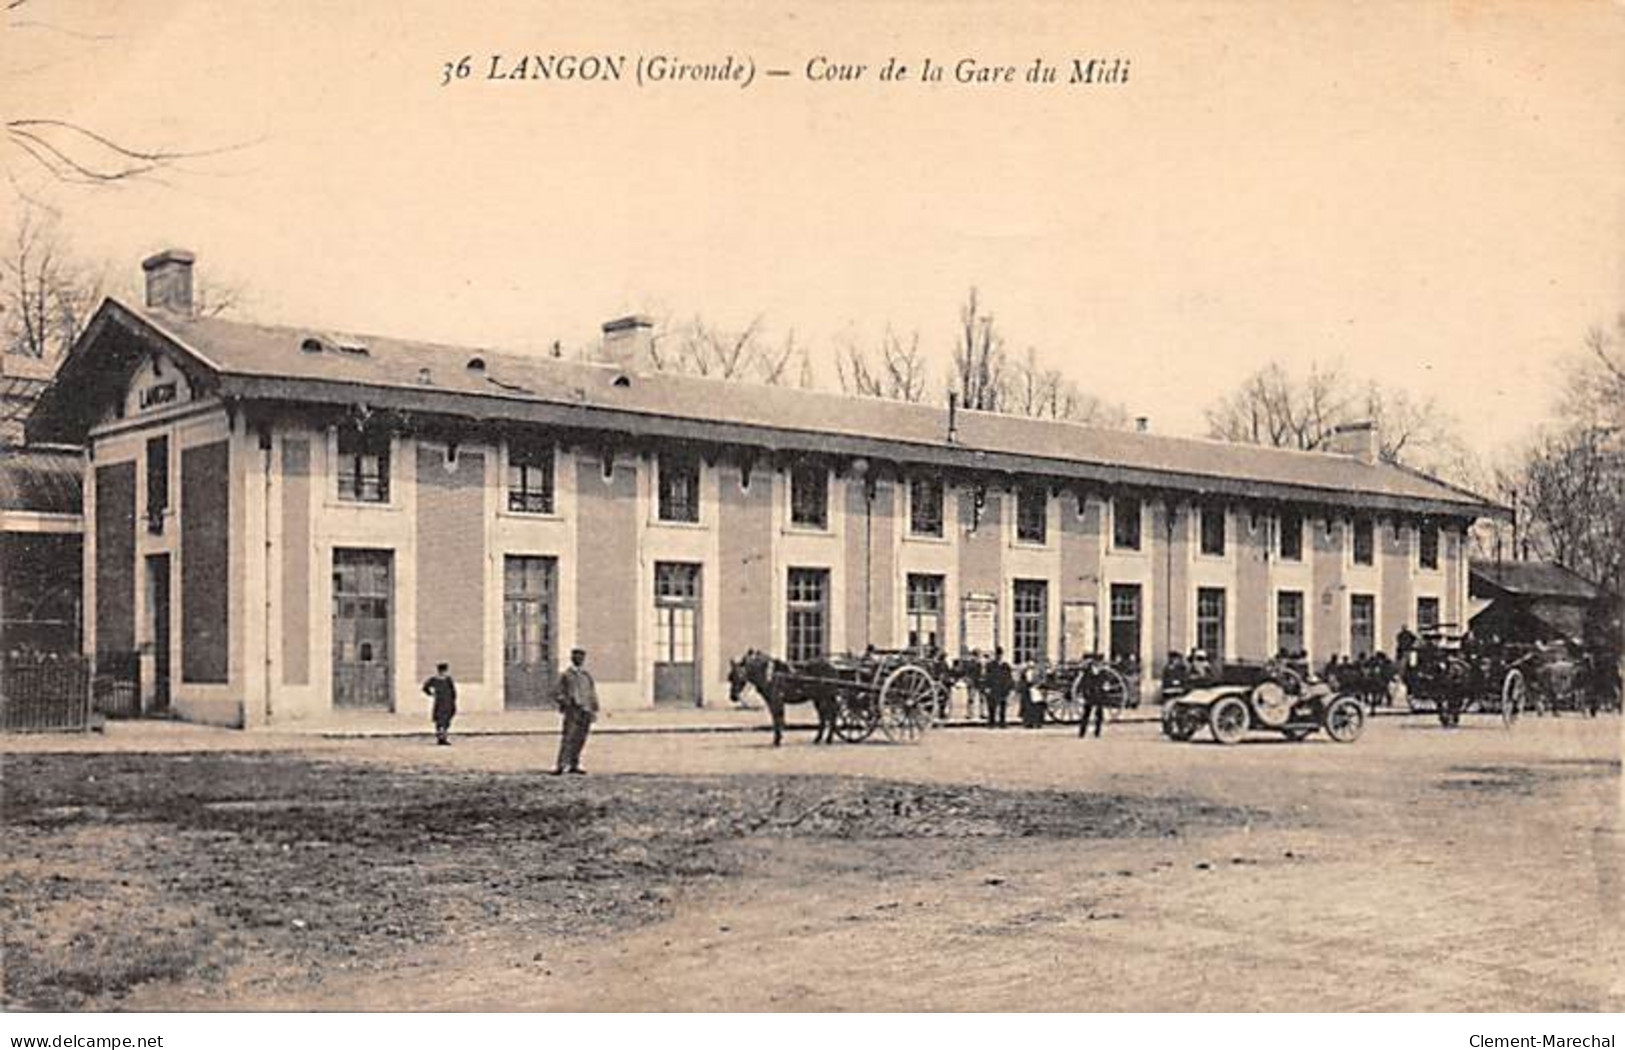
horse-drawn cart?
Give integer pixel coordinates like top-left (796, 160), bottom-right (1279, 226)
top-left (728, 648), bottom-right (944, 745)
top-left (1034, 658), bottom-right (1137, 725)
top-left (1402, 629), bottom-right (1527, 727)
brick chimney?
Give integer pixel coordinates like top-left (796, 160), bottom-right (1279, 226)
top-left (1326, 420), bottom-right (1380, 464)
top-left (142, 249), bottom-right (195, 314)
top-left (599, 315), bottom-right (655, 372)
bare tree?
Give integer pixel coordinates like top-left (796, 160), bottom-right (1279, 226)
top-left (952, 287), bottom-right (1005, 411)
top-left (1205, 361), bottom-right (1353, 451)
top-left (1517, 423), bottom-right (1625, 597)
top-left (1, 207), bottom-right (103, 361)
top-left (835, 327), bottom-right (928, 402)
top-left (1573, 314), bottom-right (1625, 428)
top-left (1006, 346), bottom-right (1130, 428)
top-left (1205, 359), bottom-right (1465, 474)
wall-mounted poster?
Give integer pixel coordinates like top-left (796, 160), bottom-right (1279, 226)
top-left (1062, 601), bottom-right (1098, 661)
top-left (961, 592), bottom-right (998, 655)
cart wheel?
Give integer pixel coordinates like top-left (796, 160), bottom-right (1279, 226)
top-left (1209, 695), bottom-right (1250, 745)
top-left (1323, 696), bottom-right (1365, 742)
top-left (833, 693), bottom-right (877, 743)
top-left (1048, 675), bottom-right (1082, 724)
top-left (879, 665), bottom-right (936, 743)
top-left (1099, 667), bottom-right (1133, 720)
top-left (1501, 668), bottom-right (1526, 728)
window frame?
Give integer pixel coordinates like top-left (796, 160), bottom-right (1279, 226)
top-left (1108, 583), bottom-right (1142, 663)
top-left (335, 427), bottom-right (392, 504)
top-left (1352, 516), bottom-right (1375, 567)
top-left (145, 434), bottom-right (170, 531)
top-left (905, 573), bottom-right (945, 652)
top-left (1350, 593), bottom-right (1377, 656)
top-left (788, 462), bottom-right (829, 531)
top-left (1418, 521), bottom-right (1440, 571)
top-left (1416, 595), bottom-right (1441, 633)
top-left (785, 567), bottom-right (830, 663)
top-left (1196, 586), bottom-right (1226, 658)
top-left (1014, 484), bottom-right (1048, 545)
top-left (1275, 589), bottom-right (1305, 657)
top-left (505, 439), bottom-right (556, 516)
top-left (657, 452), bottom-right (702, 524)
top-left (1199, 503), bottom-right (1227, 557)
top-left (907, 476), bottom-right (945, 538)
top-left (1011, 579), bottom-right (1049, 666)
top-left (1111, 496), bottom-right (1143, 552)
top-left (1278, 510), bottom-right (1304, 562)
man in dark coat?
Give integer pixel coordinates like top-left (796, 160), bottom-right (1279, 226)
top-left (554, 647), bottom-right (600, 775)
top-left (985, 647), bottom-right (1013, 728)
top-left (421, 662), bottom-right (457, 746)
top-left (1077, 663), bottom-right (1108, 739)
top-left (1396, 624), bottom-right (1418, 667)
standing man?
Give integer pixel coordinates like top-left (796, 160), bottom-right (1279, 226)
top-left (1396, 624), bottom-right (1418, 667)
top-left (554, 647), bottom-right (599, 775)
top-left (1077, 664), bottom-right (1107, 740)
top-left (985, 647), bottom-right (1014, 728)
top-left (421, 662), bottom-right (457, 746)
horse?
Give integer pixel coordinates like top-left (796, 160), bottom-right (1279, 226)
top-left (727, 649), bottom-right (842, 746)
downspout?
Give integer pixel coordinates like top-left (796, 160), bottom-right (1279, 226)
top-left (865, 479), bottom-right (874, 649)
top-left (1164, 501), bottom-right (1175, 673)
top-left (260, 423), bottom-right (274, 725)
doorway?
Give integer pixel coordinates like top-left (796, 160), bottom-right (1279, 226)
top-left (503, 555), bottom-right (557, 709)
top-left (146, 554), bottom-right (171, 713)
top-left (653, 562), bottom-right (701, 705)
top-left (332, 549), bottom-right (393, 710)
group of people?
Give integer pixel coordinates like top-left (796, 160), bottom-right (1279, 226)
top-left (420, 647), bottom-right (601, 774)
top-left (963, 647), bottom-right (1112, 738)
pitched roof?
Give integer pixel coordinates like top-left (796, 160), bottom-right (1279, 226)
top-left (1470, 560), bottom-right (1604, 601)
top-left (0, 445), bottom-right (82, 515)
top-left (31, 299), bottom-right (1504, 519)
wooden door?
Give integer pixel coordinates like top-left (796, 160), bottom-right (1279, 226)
top-left (332, 549), bottom-right (393, 710)
top-left (147, 555), bottom-right (171, 712)
top-left (504, 555), bottom-right (557, 709)
top-left (653, 562), bottom-right (701, 705)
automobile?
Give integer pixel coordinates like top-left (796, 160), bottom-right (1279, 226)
top-left (1160, 659), bottom-right (1366, 745)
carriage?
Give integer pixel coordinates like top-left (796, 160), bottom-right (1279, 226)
top-left (729, 648), bottom-right (944, 745)
top-left (1033, 657), bottom-right (1138, 725)
top-left (1401, 629), bottom-right (1529, 727)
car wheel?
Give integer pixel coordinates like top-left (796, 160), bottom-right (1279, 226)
top-left (1324, 696), bottom-right (1366, 742)
top-left (1209, 696), bottom-right (1249, 745)
top-left (1163, 708), bottom-right (1197, 741)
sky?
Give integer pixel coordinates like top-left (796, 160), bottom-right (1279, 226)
top-left (5, 0), bottom-right (1623, 460)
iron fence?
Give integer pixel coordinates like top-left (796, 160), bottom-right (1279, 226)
top-left (0, 651), bottom-right (93, 732)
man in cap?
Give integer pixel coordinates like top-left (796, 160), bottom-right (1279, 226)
top-left (554, 647), bottom-right (600, 775)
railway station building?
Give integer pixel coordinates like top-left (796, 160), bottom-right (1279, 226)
top-left (26, 251), bottom-right (1503, 727)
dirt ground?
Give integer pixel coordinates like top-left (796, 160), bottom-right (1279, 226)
top-left (2, 713), bottom-right (1620, 1012)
